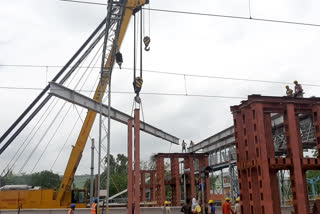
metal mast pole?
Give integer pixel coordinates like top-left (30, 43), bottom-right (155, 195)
top-left (105, 73), bottom-right (111, 213)
top-left (90, 139), bottom-right (95, 206)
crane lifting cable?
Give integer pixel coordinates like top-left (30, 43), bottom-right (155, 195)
top-left (0, 19), bottom-right (108, 155)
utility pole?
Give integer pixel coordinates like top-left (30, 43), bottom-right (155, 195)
top-left (90, 139), bottom-right (95, 206)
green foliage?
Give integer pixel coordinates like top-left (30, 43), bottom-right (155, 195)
top-left (85, 154), bottom-right (129, 197)
top-left (0, 170), bottom-right (61, 189)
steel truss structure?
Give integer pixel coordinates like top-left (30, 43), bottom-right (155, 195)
top-left (231, 95), bottom-right (320, 214)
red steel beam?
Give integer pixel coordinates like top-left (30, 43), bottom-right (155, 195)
top-left (127, 119), bottom-right (133, 214)
top-left (134, 109), bottom-right (140, 214)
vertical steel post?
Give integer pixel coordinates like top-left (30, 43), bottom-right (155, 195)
top-left (127, 119), bottom-right (133, 214)
top-left (90, 139), bottom-right (95, 206)
top-left (134, 109), bottom-right (141, 214)
top-left (183, 161), bottom-right (187, 203)
top-left (286, 104), bottom-right (309, 213)
top-left (97, 77), bottom-right (103, 212)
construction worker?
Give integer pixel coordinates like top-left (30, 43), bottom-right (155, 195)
top-left (190, 141), bottom-right (194, 148)
top-left (182, 140), bottom-right (187, 152)
top-left (294, 80), bottom-right (303, 98)
top-left (234, 198), bottom-right (240, 214)
top-left (285, 85), bottom-right (293, 97)
top-left (68, 204), bottom-right (75, 214)
top-left (192, 198), bottom-right (198, 213)
top-left (207, 200), bottom-right (215, 214)
top-left (162, 201), bottom-right (171, 214)
top-left (91, 198), bottom-right (98, 214)
top-left (181, 198), bottom-right (192, 214)
top-left (222, 198), bottom-right (234, 214)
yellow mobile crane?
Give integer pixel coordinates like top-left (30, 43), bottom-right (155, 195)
top-left (0, 0), bottom-right (148, 209)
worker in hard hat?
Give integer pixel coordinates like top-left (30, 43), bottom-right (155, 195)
top-left (162, 201), bottom-right (171, 214)
top-left (91, 198), bottom-right (98, 214)
top-left (191, 198), bottom-right (198, 213)
top-left (293, 80), bottom-right (303, 98)
top-left (68, 204), bottom-right (75, 214)
top-left (285, 85), bottom-right (293, 97)
top-left (207, 200), bottom-right (215, 214)
top-left (234, 198), bottom-right (240, 214)
top-left (222, 198), bottom-right (234, 214)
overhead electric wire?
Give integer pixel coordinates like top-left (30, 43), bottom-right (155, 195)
top-left (58, 0), bottom-right (320, 28)
top-left (18, 39), bottom-right (104, 174)
top-left (31, 103), bottom-right (73, 173)
top-left (2, 64), bottom-right (320, 88)
top-left (50, 44), bottom-right (103, 171)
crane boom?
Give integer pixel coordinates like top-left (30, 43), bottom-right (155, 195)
top-left (56, 0), bottom-right (148, 205)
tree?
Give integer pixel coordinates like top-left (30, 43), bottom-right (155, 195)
top-left (0, 170), bottom-right (60, 189)
top-left (30, 170), bottom-right (61, 189)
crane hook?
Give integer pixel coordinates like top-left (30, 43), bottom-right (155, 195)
top-left (143, 36), bottom-right (150, 51)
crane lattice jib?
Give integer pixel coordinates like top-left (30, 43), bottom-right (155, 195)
top-left (56, 0), bottom-right (148, 205)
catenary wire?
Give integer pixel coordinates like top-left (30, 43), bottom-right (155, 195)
top-left (17, 39), bottom-right (103, 173)
top-left (57, 0), bottom-right (320, 28)
top-left (1, 64), bottom-right (320, 87)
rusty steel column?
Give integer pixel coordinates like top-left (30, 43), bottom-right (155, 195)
top-left (127, 119), bottom-right (133, 214)
top-left (254, 104), bottom-right (280, 213)
top-left (312, 106), bottom-right (320, 157)
top-left (156, 156), bottom-right (165, 206)
top-left (134, 109), bottom-right (141, 214)
top-left (286, 104), bottom-right (309, 213)
top-left (189, 157), bottom-right (196, 198)
top-left (199, 155), bottom-right (210, 202)
top-left (233, 111), bottom-right (250, 213)
top-left (141, 172), bottom-right (146, 202)
top-left (171, 157), bottom-right (181, 206)
top-left (151, 172), bottom-right (156, 201)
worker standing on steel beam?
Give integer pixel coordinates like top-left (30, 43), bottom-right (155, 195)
top-left (162, 201), bottom-right (171, 214)
top-left (91, 198), bottom-right (98, 214)
top-left (182, 140), bottom-right (187, 152)
top-left (294, 80), bottom-right (304, 98)
top-left (234, 198), bottom-right (240, 214)
top-left (285, 85), bottom-right (293, 97)
top-left (68, 204), bottom-right (76, 214)
top-left (222, 198), bottom-right (234, 214)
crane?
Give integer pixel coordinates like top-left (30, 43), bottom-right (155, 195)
top-left (0, 0), bottom-right (150, 209)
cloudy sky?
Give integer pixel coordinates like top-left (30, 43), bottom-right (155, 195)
top-left (1, 0), bottom-right (320, 176)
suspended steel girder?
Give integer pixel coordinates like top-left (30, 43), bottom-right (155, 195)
top-left (49, 82), bottom-right (179, 145)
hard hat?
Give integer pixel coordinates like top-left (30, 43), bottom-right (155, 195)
top-left (208, 200), bottom-right (213, 204)
top-left (94, 197), bottom-right (98, 203)
top-left (285, 85), bottom-right (289, 88)
top-left (225, 198), bottom-right (230, 201)
top-left (71, 204), bottom-right (76, 208)
top-left (294, 80), bottom-right (298, 83)
top-left (236, 198), bottom-right (240, 202)
top-left (164, 201), bottom-right (169, 205)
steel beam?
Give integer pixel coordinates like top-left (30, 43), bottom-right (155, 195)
top-left (49, 82), bottom-right (179, 144)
